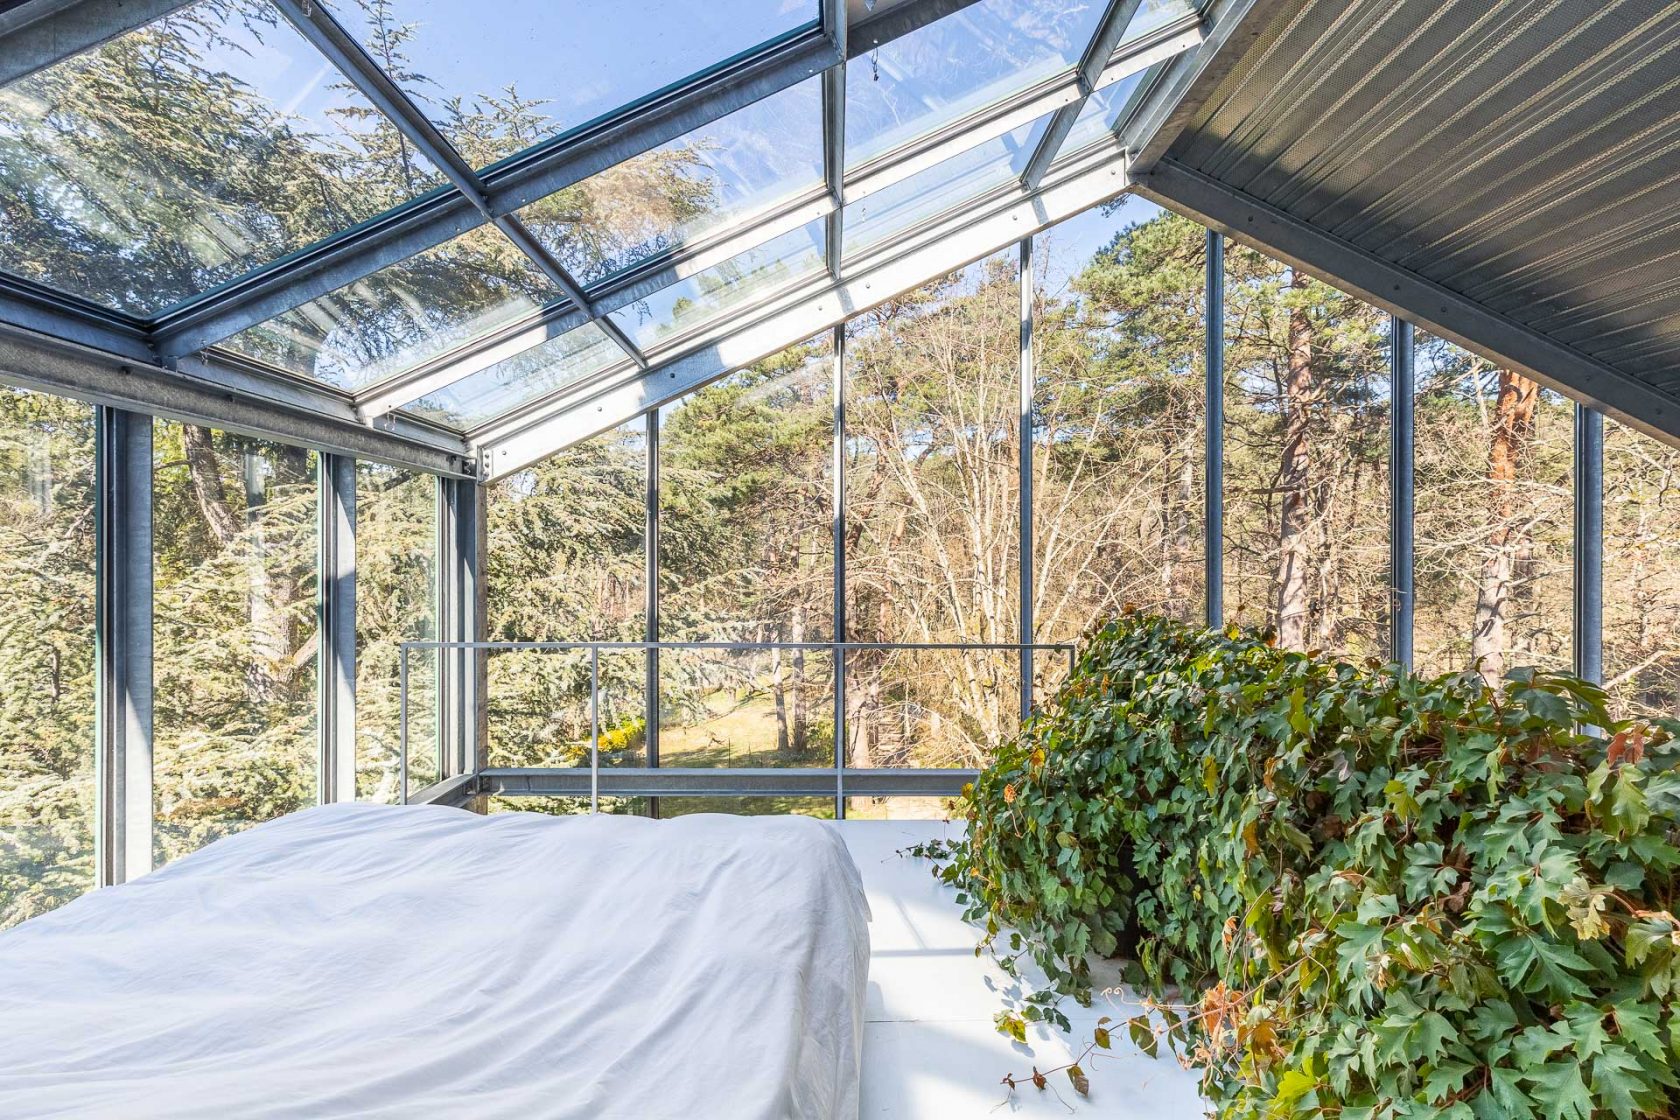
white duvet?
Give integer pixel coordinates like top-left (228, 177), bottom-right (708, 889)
top-left (0, 803), bottom-right (871, 1119)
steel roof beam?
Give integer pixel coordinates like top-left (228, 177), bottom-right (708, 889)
top-left (1020, 0), bottom-right (1145, 190)
top-left (0, 0), bottom-right (190, 86)
top-left (1134, 158), bottom-right (1680, 444)
top-left (821, 0), bottom-right (847, 279)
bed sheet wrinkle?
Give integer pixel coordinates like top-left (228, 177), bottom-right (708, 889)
top-left (0, 803), bottom-right (869, 1120)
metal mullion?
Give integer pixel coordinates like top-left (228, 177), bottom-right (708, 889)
top-left (1018, 239), bottom-right (1035, 721)
top-left (94, 406), bottom-right (153, 886)
top-left (318, 453), bottom-right (357, 803)
top-left (1204, 229), bottom-right (1224, 628)
top-left (493, 215), bottom-right (649, 369)
top-left (1020, 0), bottom-right (1145, 190)
top-left (645, 410), bottom-right (661, 793)
top-left (821, 0), bottom-right (847, 280)
top-left (832, 325), bottom-right (847, 818)
top-left (1390, 318), bottom-right (1415, 668)
top-left (1574, 403), bottom-right (1603, 684)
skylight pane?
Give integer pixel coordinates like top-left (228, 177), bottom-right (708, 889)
top-left (218, 226), bottom-right (559, 390)
top-left (843, 116), bottom-right (1046, 259)
top-left (0, 1), bottom-right (445, 316)
top-left (1057, 69), bottom-right (1150, 159)
top-left (517, 77), bottom-right (824, 286)
top-left (607, 221), bottom-right (825, 349)
top-left (846, 0), bottom-right (1192, 169)
top-left (328, 0), bottom-right (819, 169)
top-left (402, 322), bottom-right (626, 428)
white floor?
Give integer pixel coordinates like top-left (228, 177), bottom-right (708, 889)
top-left (837, 820), bottom-right (1207, 1119)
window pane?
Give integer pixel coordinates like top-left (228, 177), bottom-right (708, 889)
top-left (846, 0), bottom-right (1106, 167)
top-left (329, 0), bottom-right (817, 168)
top-left (0, 2), bottom-right (443, 314)
top-left (518, 77), bottom-right (824, 286)
top-left (486, 796), bottom-right (649, 816)
top-left (844, 253), bottom-right (1020, 767)
top-left (485, 421), bottom-right (648, 769)
top-left (0, 388), bottom-right (95, 927)
top-left (842, 116), bottom-right (1045, 260)
top-left (659, 796), bottom-right (833, 819)
top-left (1055, 68), bottom-right (1150, 160)
top-left (1222, 245), bottom-right (1390, 659)
top-left (153, 424), bottom-right (319, 861)
top-left (356, 463), bottom-right (438, 802)
top-left (1412, 335), bottom-right (1573, 679)
top-left (218, 226), bottom-right (558, 391)
top-left (1033, 198), bottom-right (1206, 642)
top-left (846, 797), bottom-right (956, 820)
top-left (1603, 418), bottom-right (1680, 720)
top-left (403, 321), bottom-right (627, 429)
top-left (659, 649), bottom-right (834, 769)
top-left (606, 222), bottom-right (825, 350)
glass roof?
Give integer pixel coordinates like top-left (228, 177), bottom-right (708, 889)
top-left (515, 76), bottom-right (824, 287)
top-left (220, 225), bottom-right (557, 390)
top-left (0, 0), bottom-right (1203, 435)
top-left (328, 0), bottom-right (820, 170)
top-left (0, 1), bottom-right (445, 315)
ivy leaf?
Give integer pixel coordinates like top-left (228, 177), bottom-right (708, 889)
top-left (1525, 1062), bottom-right (1594, 1120)
top-left (1067, 1064), bottom-right (1089, 1097)
top-left (1590, 1042), bottom-right (1652, 1120)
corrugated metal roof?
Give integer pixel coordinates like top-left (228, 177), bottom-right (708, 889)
top-left (1164, 0), bottom-right (1680, 404)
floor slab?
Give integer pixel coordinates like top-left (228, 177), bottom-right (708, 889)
top-left (835, 820), bottom-right (1208, 1118)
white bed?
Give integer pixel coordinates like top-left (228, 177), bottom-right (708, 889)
top-left (0, 803), bottom-right (871, 1119)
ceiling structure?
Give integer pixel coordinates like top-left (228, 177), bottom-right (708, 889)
top-left (2, 0), bottom-right (1678, 476)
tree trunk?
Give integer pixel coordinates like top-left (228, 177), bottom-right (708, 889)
top-left (1470, 369), bottom-right (1539, 682)
top-left (1275, 271), bottom-right (1315, 651)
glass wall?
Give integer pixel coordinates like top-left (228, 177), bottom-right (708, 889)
top-left (153, 423), bottom-right (319, 861)
top-left (1032, 198), bottom-right (1206, 646)
top-left (845, 251), bottom-right (1021, 769)
top-left (0, 388), bottom-right (96, 927)
top-left (1222, 244), bottom-right (1391, 659)
top-left (659, 337), bottom-right (835, 768)
top-left (1603, 418), bottom-right (1680, 719)
top-left (1412, 334), bottom-right (1573, 679)
top-left (484, 420), bottom-right (647, 769)
top-left (356, 463), bottom-right (439, 801)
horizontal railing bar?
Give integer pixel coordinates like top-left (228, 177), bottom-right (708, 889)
top-left (406, 773), bottom-right (480, 807)
top-left (400, 640), bottom-right (1073, 653)
top-left (479, 767), bottom-right (977, 798)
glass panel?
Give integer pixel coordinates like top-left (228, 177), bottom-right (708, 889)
top-left (218, 226), bottom-right (558, 390)
top-left (844, 252), bottom-right (1020, 767)
top-left (660, 336), bottom-right (834, 641)
top-left (606, 221), bottom-right (824, 349)
top-left (356, 463), bottom-right (439, 802)
top-left (845, 0), bottom-right (1190, 167)
top-left (1055, 68), bottom-right (1150, 159)
top-left (1413, 334), bottom-right (1573, 679)
top-left (846, 797), bottom-right (957, 820)
top-left (518, 77), bottom-right (823, 285)
top-left (485, 421), bottom-right (648, 768)
top-left (0, 2), bottom-right (443, 314)
top-left (328, 0), bottom-right (816, 168)
top-left (154, 424), bottom-right (319, 862)
top-left (842, 116), bottom-right (1044, 260)
top-left (1222, 245), bottom-right (1391, 659)
top-left (486, 796), bottom-right (649, 815)
top-left (0, 388), bottom-right (95, 927)
top-left (660, 649), bottom-right (835, 768)
top-left (1033, 197), bottom-right (1205, 642)
top-left (402, 321), bottom-right (626, 429)
top-left (1603, 418), bottom-right (1680, 721)
top-left (659, 796), bottom-right (833, 819)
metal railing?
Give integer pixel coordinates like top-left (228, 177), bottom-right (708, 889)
top-left (398, 640), bottom-right (1076, 814)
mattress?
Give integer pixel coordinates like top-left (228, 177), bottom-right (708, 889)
top-left (0, 803), bottom-right (871, 1119)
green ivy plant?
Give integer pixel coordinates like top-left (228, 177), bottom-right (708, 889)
top-left (925, 612), bottom-right (1680, 1119)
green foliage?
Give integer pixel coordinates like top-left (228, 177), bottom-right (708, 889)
top-left (935, 612), bottom-right (1680, 1119)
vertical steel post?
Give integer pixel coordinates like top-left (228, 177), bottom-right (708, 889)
top-left (1574, 404), bottom-right (1603, 685)
top-left (1018, 238), bottom-right (1035, 721)
top-left (438, 477), bottom-right (479, 780)
top-left (832, 325), bottom-right (847, 820)
top-left (94, 406), bottom-right (153, 885)
top-left (318, 454), bottom-right (357, 802)
top-left (644, 411), bottom-right (660, 816)
top-left (1390, 319), bottom-right (1415, 670)
top-left (1204, 229), bottom-right (1224, 628)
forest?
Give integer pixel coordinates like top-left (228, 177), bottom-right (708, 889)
top-left (3, 0), bottom-right (1680, 928)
